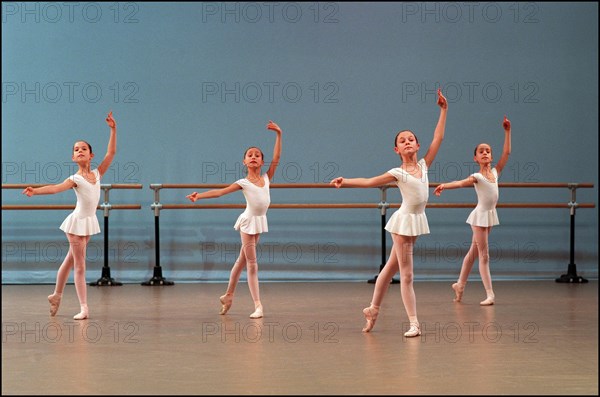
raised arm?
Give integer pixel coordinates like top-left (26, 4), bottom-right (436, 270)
top-left (423, 88), bottom-right (448, 168)
top-left (494, 115), bottom-right (512, 175)
top-left (265, 120), bottom-right (282, 181)
top-left (186, 183), bottom-right (242, 202)
top-left (97, 111), bottom-right (117, 177)
top-left (330, 172), bottom-right (396, 189)
top-left (22, 178), bottom-right (76, 197)
top-left (433, 176), bottom-right (476, 196)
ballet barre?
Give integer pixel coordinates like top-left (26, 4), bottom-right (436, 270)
top-left (2, 183), bottom-right (143, 286)
top-left (148, 182), bottom-right (595, 285)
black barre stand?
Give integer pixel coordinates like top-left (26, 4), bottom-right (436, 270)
top-left (142, 188), bottom-right (174, 286)
top-left (555, 185), bottom-right (588, 283)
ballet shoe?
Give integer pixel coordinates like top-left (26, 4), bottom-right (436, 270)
top-left (249, 305), bottom-right (263, 319)
top-left (48, 294), bottom-right (62, 317)
top-left (73, 305), bottom-right (89, 320)
top-left (404, 322), bottom-right (421, 338)
top-left (219, 294), bottom-right (233, 315)
top-left (452, 283), bottom-right (465, 302)
top-left (362, 306), bottom-right (379, 333)
top-left (480, 296), bottom-right (495, 306)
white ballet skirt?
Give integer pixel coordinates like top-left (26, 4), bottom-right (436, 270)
top-left (233, 174), bottom-right (270, 234)
top-left (384, 159), bottom-right (430, 236)
top-left (59, 169), bottom-right (101, 236)
top-left (466, 168), bottom-right (500, 227)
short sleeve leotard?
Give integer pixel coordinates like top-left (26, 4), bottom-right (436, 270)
top-left (466, 168), bottom-right (499, 227)
top-left (233, 174), bottom-right (270, 234)
top-left (59, 169), bottom-right (101, 236)
top-left (384, 158), bottom-right (430, 236)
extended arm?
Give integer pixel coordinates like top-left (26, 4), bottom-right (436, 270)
top-left (266, 120), bottom-right (282, 181)
top-left (433, 176), bottom-right (476, 196)
top-left (97, 111), bottom-right (117, 177)
top-left (495, 116), bottom-right (512, 174)
top-left (22, 178), bottom-right (75, 197)
top-left (330, 172), bottom-right (396, 188)
top-left (186, 183), bottom-right (242, 202)
top-left (423, 89), bottom-right (448, 168)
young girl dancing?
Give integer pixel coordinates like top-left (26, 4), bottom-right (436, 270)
top-left (22, 112), bottom-right (117, 320)
top-left (331, 89), bottom-right (448, 337)
top-left (187, 120), bottom-right (282, 318)
top-left (434, 116), bottom-right (511, 305)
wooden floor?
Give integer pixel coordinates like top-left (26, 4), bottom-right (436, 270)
top-left (2, 280), bottom-right (598, 395)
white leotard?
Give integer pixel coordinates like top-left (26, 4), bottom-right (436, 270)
top-left (233, 174), bottom-right (270, 234)
top-left (59, 169), bottom-right (101, 236)
top-left (384, 158), bottom-right (430, 236)
top-left (466, 168), bottom-right (499, 227)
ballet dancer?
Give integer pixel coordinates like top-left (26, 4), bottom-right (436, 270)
top-left (22, 111), bottom-right (117, 320)
top-left (434, 116), bottom-right (511, 305)
top-left (331, 89), bottom-right (448, 337)
top-left (187, 120), bottom-right (282, 318)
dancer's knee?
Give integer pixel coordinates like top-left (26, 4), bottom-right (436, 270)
top-left (246, 261), bottom-right (258, 275)
top-left (400, 271), bottom-right (414, 285)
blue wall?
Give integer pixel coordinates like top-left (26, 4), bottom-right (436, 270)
top-left (2, 2), bottom-right (598, 283)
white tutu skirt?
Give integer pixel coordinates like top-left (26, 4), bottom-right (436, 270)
top-left (385, 211), bottom-right (430, 236)
top-left (234, 214), bottom-right (268, 234)
top-left (60, 213), bottom-right (101, 236)
top-left (466, 209), bottom-right (499, 227)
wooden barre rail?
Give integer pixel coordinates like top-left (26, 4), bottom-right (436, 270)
top-left (4, 203), bottom-right (594, 210)
top-left (6, 183), bottom-right (593, 189)
top-left (2, 184), bottom-right (143, 189)
top-left (2, 205), bottom-right (142, 210)
top-left (158, 203), bottom-right (596, 210)
top-left (152, 182), bottom-right (596, 189)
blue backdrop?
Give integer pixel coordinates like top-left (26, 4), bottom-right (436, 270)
top-left (2, 2), bottom-right (598, 283)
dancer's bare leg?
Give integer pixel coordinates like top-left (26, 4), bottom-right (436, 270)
top-left (241, 233), bottom-right (263, 318)
top-left (473, 226), bottom-right (494, 305)
top-left (48, 236), bottom-right (75, 316)
top-left (392, 234), bottom-right (421, 337)
top-left (362, 252), bottom-right (398, 332)
top-left (67, 234), bottom-right (90, 320)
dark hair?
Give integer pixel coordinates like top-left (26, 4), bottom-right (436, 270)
top-left (394, 130), bottom-right (419, 147)
top-left (243, 146), bottom-right (263, 159)
top-left (73, 140), bottom-right (93, 154)
top-left (473, 143), bottom-right (492, 156)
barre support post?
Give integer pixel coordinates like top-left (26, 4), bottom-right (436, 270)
top-left (143, 185), bottom-right (174, 286)
top-left (556, 184), bottom-right (588, 283)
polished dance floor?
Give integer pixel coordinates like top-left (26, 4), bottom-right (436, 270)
top-left (2, 280), bottom-right (598, 395)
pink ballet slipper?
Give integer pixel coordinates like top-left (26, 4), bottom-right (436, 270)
top-left (219, 294), bottom-right (233, 315)
top-left (404, 322), bottom-right (421, 338)
top-left (73, 305), bottom-right (89, 320)
top-left (480, 295), bottom-right (495, 306)
top-left (362, 306), bottom-right (379, 333)
top-left (452, 283), bottom-right (465, 302)
top-left (249, 305), bottom-right (263, 319)
top-left (48, 294), bottom-right (62, 317)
